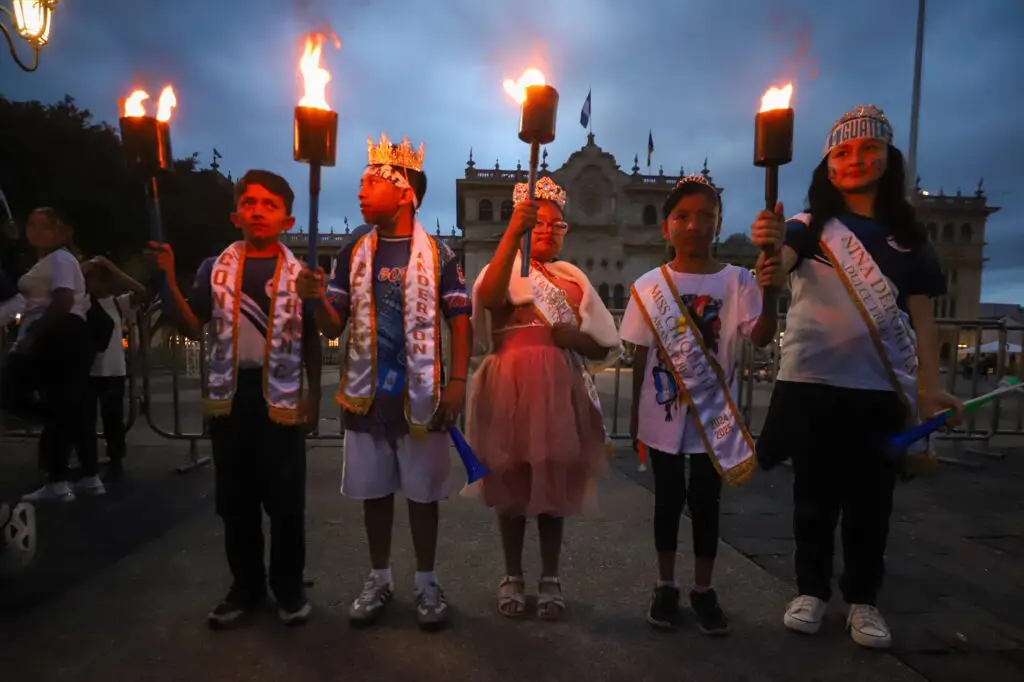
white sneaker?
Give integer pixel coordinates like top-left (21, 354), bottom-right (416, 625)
top-left (784, 595), bottom-right (827, 634)
top-left (74, 475), bottom-right (106, 496)
top-left (22, 482), bottom-right (76, 503)
top-left (847, 604), bottom-right (892, 649)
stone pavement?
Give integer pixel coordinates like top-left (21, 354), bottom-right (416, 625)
top-left (1, 436), bottom-right (922, 682)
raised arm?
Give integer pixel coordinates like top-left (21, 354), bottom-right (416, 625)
top-left (476, 201), bottom-right (537, 310)
top-left (149, 242), bottom-right (204, 340)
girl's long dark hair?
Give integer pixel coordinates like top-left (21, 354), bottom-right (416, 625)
top-left (806, 145), bottom-right (926, 250)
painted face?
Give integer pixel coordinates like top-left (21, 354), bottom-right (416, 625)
top-left (230, 183), bottom-right (295, 242)
top-left (529, 200), bottom-right (568, 262)
top-left (358, 169), bottom-right (414, 225)
top-left (661, 191), bottom-right (719, 257)
top-left (826, 137), bottom-right (888, 194)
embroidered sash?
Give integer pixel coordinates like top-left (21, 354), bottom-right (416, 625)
top-left (337, 222), bottom-right (441, 439)
top-left (814, 216), bottom-right (928, 457)
top-left (632, 266), bottom-right (755, 485)
top-left (205, 241), bottom-right (305, 425)
top-left (528, 264), bottom-right (612, 452)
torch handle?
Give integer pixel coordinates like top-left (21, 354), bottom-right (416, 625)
top-left (307, 163), bottom-right (322, 268)
top-left (762, 166), bottom-right (779, 258)
top-left (521, 141), bottom-right (541, 277)
top-left (147, 176), bottom-right (164, 243)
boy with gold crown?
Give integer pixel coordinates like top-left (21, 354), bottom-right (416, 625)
top-left (151, 170), bottom-right (321, 629)
top-left (619, 172), bottom-right (781, 635)
top-left (753, 105), bottom-right (962, 648)
top-left (470, 176), bottom-right (621, 621)
top-left (297, 134), bottom-right (472, 631)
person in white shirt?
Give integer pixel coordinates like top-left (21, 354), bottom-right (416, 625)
top-left (13, 208), bottom-right (97, 503)
top-left (80, 256), bottom-right (150, 482)
top-left (618, 174), bottom-right (781, 636)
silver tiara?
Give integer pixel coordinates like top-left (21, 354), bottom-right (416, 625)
top-left (672, 173), bottom-right (720, 194)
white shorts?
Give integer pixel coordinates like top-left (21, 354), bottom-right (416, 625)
top-left (341, 430), bottom-right (453, 503)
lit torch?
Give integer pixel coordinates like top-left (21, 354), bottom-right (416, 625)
top-left (119, 85), bottom-right (177, 242)
top-left (503, 68), bottom-right (559, 277)
top-left (753, 82), bottom-right (794, 263)
top-left (293, 32), bottom-right (339, 270)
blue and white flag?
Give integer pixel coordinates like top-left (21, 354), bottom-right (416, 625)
top-left (580, 89), bottom-right (591, 128)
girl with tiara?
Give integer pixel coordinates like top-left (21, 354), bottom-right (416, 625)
top-left (468, 176), bottom-right (621, 621)
top-left (753, 105), bottom-right (962, 649)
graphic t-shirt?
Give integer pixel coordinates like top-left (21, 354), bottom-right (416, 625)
top-left (327, 224), bottom-right (472, 439)
top-left (190, 251), bottom-right (316, 369)
top-left (619, 264), bottom-right (762, 455)
top-left (778, 213), bottom-right (946, 391)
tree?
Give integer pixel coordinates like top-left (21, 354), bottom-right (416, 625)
top-left (0, 94), bottom-right (237, 285)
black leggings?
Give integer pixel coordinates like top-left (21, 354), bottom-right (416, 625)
top-left (650, 450), bottom-right (722, 558)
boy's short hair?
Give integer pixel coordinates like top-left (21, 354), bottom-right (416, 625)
top-left (404, 168), bottom-right (428, 207)
top-left (233, 170), bottom-right (295, 215)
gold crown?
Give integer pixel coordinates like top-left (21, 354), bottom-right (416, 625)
top-left (513, 176), bottom-right (566, 210)
top-left (367, 132), bottom-right (425, 172)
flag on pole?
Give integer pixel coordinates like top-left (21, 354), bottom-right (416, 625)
top-left (580, 89), bottom-right (591, 129)
top-left (647, 131), bottom-right (655, 169)
top-left (213, 148), bottom-right (222, 159)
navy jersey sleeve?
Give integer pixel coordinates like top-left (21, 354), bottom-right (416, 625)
top-left (438, 242), bottom-right (472, 319)
top-left (187, 257), bottom-right (215, 324)
top-left (327, 225), bottom-right (372, 316)
top-left (903, 241), bottom-right (947, 299)
top-left (783, 218), bottom-right (818, 268)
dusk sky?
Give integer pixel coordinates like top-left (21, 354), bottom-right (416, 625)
top-left (2, 0), bottom-right (1022, 303)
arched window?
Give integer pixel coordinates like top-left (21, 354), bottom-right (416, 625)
top-left (642, 205), bottom-right (658, 226)
top-left (960, 223), bottom-right (972, 244)
top-left (500, 200), bottom-right (514, 221)
top-left (479, 199), bottom-right (493, 222)
top-left (598, 283), bottom-right (610, 305)
top-left (613, 284), bottom-right (625, 309)
top-left (943, 223), bottom-right (955, 242)
top-left (927, 222), bottom-right (938, 242)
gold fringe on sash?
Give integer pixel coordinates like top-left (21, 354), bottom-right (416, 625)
top-left (268, 406), bottom-right (301, 426)
top-left (203, 397), bottom-right (233, 418)
top-left (336, 393), bottom-right (373, 415)
top-left (722, 455), bottom-right (755, 486)
top-left (408, 423), bottom-right (430, 442)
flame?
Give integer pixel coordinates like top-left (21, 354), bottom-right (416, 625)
top-left (298, 33), bottom-right (339, 111)
top-left (156, 86), bottom-right (177, 122)
top-left (123, 90), bottom-right (150, 117)
top-left (503, 68), bottom-right (546, 105)
top-left (122, 85), bottom-right (177, 122)
top-left (760, 83), bottom-right (793, 112)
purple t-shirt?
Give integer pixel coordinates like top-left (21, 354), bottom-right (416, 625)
top-left (327, 225), bottom-right (471, 440)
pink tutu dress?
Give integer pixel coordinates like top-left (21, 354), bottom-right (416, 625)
top-left (468, 274), bottom-right (608, 517)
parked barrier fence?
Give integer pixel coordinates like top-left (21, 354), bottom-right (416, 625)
top-left (3, 310), bottom-right (1022, 474)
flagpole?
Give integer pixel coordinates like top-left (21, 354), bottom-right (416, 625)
top-left (588, 85), bottom-right (592, 135)
top-left (906, 0), bottom-right (926, 197)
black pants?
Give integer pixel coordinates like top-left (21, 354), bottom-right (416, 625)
top-left (34, 316), bottom-right (94, 481)
top-left (759, 381), bottom-right (903, 605)
top-left (79, 375), bottom-right (127, 466)
top-left (210, 369), bottom-right (307, 604)
top-left (650, 450), bottom-right (722, 558)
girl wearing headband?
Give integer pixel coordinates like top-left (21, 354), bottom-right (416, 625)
top-left (753, 105), bottom-right (963, 649)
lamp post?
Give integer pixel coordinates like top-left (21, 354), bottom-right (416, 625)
top-left (0, 0), bottom-right (59, 72)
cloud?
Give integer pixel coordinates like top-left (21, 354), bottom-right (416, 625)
top-left (2, 0), bottom-right (1022, 300)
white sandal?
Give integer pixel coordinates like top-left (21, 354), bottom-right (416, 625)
top-left (537, 576), bottom-right (566, 621)
top-left (497, 575), bottom-right (526, 618)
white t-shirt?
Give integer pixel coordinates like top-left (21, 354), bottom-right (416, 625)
top-left (619, 264), bottom-right (762, 455)
top-left (16, 248), bottom-right (89, 340)
top-left (90, 293), bottom-right (137, 377)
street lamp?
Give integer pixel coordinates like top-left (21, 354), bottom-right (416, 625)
top-left (0, 0), bottom-right (59, 73)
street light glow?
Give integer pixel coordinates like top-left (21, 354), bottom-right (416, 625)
top-left (1, 0), bottom-right (59, 72)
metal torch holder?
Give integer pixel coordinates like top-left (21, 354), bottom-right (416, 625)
top-left (119, 114), bottom-right (173, 243)
top-left (753, 107), bottom-right (794, 267)
top-left (293, 106), bottom-right (339, 268)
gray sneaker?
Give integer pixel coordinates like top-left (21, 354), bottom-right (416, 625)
top-left (348, 574), bottom-right (393, 626)
top-left (415, 581), bottom-right (449, 631)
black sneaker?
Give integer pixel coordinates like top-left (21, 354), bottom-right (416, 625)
top-left (278, 598), bottom-right (312, 626)
top-left (207, 593), bottom-right (263, 630)
top-left (646, 584), bottom-right (682, 630)
top-left (689, 588), bottom-right (730, 636)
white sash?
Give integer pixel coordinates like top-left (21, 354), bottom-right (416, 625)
top-left (337, 222), bottom-right (441, 439)
top-left (528, 264), bottom-right (612, 452)
top-left (813, 215), bottom-right (927, 456)
top-left (632, 266), bottom-right (755, 485)
top-left (205, 241), bottom-right (305, 425)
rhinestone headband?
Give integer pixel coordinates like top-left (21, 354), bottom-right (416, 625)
top-left (823, 104), bottom-right (893, 158)
top-left (671, 173), bottom-right (720, 194)
top-left (367, 132), bottom-right (425, 171)
top-left (512, 176), bottom-right (566, 211)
